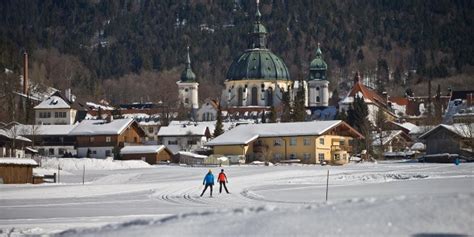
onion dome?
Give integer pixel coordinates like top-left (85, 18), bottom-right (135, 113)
top-left (309, 44), bottom-right (328, 80)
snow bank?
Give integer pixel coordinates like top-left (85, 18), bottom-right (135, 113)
top-left (0, 158), bottom-right (38, 166)
top-left (40, 157), bottom-right (151, 171)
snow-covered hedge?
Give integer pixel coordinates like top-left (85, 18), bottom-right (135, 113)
top-left (40, 157), bottom-right (151, 171)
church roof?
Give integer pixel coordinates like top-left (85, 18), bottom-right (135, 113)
top-left (226, 49), bottom-right (290, 81)
top-left (310, 46), bottom-right (328, 72)
top-left (180, 46), bottom-right (197, 83)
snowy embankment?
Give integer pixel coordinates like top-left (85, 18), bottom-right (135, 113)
top-left (39, 157), bottom-right (151, 171)
top-left (57, 194), bottom-right (473, 237)
top-left (1, 162), bottom-right (472, 236)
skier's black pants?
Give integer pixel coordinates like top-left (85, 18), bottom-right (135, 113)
top-left (201, 184), bottom-right (213, 196)
top-left (219, 181), bottom-right (229, 193)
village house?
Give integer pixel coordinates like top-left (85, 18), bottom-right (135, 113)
top-left (339, 72), bottom-right (397, 125)
top-left (419, 123), bottom-right (473, 158)
top-left (206, 120), bottom-right (363, 165)
top-left (371, 130), bottom-right (413, 158)
top-left (34, 90), bottom-right (87, 125)
top-left (0, 125), bottom-right (32, 158)
top-left (120, 145), bottom-right (173, 164)
top-left (17, 124), bottom-right (78, 157)
top-left (157, 121), bottom-right (213, 154)
top-left (69, 118), bottom-right (145, 158)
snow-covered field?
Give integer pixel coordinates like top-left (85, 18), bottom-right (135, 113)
top-left (0, 160), bottom-right (473, 236)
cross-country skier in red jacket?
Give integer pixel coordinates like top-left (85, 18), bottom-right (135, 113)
top-left (217, 169), bottom-right (230, 194)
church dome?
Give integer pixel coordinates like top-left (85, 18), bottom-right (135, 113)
top-left (226, 49), bottom-right (290, 81)
top-left (225, 1), bottom-right (290, 81)
top-left (310, 46), bottom-right (328, 71)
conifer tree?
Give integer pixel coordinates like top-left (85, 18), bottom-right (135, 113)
top-left (291, 81), bottom-right (306, 122)
top-left (213, 104), bottom-right (224, 137)
top-left (281, 91), bottom-right (292, 122)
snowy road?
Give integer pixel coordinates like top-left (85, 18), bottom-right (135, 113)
top-left (0, 161), bottom-right (473, 236)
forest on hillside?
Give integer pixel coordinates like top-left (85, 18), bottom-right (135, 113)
top-left (0, 0), bottom-right (473, 105)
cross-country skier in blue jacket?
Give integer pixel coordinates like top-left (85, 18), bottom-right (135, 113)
top-left (200, 169), bottom-right (215, 197)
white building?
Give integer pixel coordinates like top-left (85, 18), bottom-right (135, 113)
top-left (157, 121), bottom-right (212, 154)
top-left (34, 91), bottom-right (86, 125)
top-left (196, 98), bottom-right (219, 121)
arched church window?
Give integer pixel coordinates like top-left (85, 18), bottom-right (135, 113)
top-left (238, 87), bottom-right (243, 106)
top-left (185, 98), bottom-right (189, 104)
top-left (251, 87), bottom-right (258, 106)
top-left (316, 87), bottom-right (320, 91)
top-left (316, 96), bottom-right (320, 102)
top-left (266, 87), bottom-right (274, 106)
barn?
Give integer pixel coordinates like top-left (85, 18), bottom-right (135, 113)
top-left (0, 158), bottom-right (38, 184)
top-left (120, 145), bottom-right (173, 164)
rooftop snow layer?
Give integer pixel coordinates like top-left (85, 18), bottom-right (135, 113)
top-left (69, 118), bottom-right (134, 135)
top-left (0, 158), bottom-right (38, 166)
top-left (121, 145), bottom-right (166, 154)
top-left (17, 124), bottom-right (78, 136)
top-left (34, 95), bottom-right (70, 109)
top-left (178, 151), bottom-right (207, 158)
top-left (158, 123), bottom-right (210, 136)
top-left (206, 120), bottom-right (342, 146)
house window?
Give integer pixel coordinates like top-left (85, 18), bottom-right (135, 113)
top-left (49, 148), bottom-right (55, 155)
top-left (289, 153), bottom-right (297, 159)
top-left (290, 137), bottom-right (297, 146)
top-left (92, 150), bottom-right (97, 154)
top-left (273, 153), bottom-right (282, 160)
top-left (58, 148), bottom-right (65, 156)
top-left (55, 112), bottom-right (66, 118)
top-left (340, 139), bottom-right (345, 146)
top-left (187, 140), bottom-right (197, 145)
top-left (105, 150), bottom-right (111, 157)
top-left (303, 153), bottom-right (311, 160)
top-left (334, 154), bottom-right (341, 160)
top-left (303, 138), bottom-right (311, 146)
top-left (319, 138), bottom-right (325, 145)
top-left (148, 127), bottom-right (154, 133)
top-left (273, 139), bottom-right (282, 146)
top-left (106, 136), bottom-right (111, 142)
top-left (168, 140), bottom-right (178, 145)
top-left (343, 154), bottom-right (347, 160)
top-left (90, 137), bottom-right (95, 143)
top-left (318, 153), bottom-right (325, 162)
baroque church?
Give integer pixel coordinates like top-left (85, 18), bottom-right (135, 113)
top-left (179, 1), bottom-right (332, 121)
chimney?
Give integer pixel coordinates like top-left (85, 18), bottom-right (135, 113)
top-left (23, 51), bottom-right (28, 95)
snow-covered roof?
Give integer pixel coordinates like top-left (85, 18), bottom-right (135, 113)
top-left (34, 95), bottom-right (71, 109)
top-left (0, 129), bottom-right (32, 142)
top-left (420, 123), bottom-right (474, 139)
top-left (392, 122), bottom-right (418, 133)
top-left (0, 158), bottom-right (38, 166)
top-left (120, 145), bottom-right (167, 155)
top-left (17, 124), bottom-right (78, 136)
top-left (411, 142), bottom-right (426, 151)
top-left (178, 151), bottom-right (207, 159)
top-left (69, 119), bottom-right (134, 135)
top-left (206, 120), bottom-right (348, 146)
top-left (86, 102), bottom-right (115, 110)
top-left (158, 122), bottom-right (210, 137)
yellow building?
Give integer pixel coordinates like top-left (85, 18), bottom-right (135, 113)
top-left (206, 120), bottom-right (363, 165)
